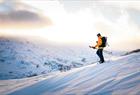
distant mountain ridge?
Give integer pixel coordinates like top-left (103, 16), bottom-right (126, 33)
top-left (124, 49), bottom-right (140, 55)
top-left (0, 36), bottom-right (94, 80)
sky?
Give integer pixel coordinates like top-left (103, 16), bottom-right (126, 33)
top-left (0, 0), bottom-right (140, 50)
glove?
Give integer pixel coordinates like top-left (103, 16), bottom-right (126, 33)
top-left (89, 46), bottom-right (95, 49)
top-left (93, 47), bottom-right (96, 49)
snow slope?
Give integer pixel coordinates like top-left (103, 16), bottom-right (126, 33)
top-left (0, 52), bottom-right (140, 95)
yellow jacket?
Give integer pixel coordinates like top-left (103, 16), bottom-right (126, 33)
top-left (95, 36), bottom-right (103, 49)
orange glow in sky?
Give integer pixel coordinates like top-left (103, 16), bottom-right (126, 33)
top-left (0, 0), bottom-right (140, 50)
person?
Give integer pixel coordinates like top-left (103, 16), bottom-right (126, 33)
top-left (89, 33), bottom-right (105, 63)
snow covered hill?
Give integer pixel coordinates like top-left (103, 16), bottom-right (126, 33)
top-left (0, 52), bottom-right (140, 95)
top-left (0, 36), bottom-right (96, 80)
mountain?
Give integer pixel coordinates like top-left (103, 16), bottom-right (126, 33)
top-left (123, 49), bottom-right (140, 56)
top-left (0, 50), bottom-right (140, 95)
top-left (0, 36), bottom-right (95, 80)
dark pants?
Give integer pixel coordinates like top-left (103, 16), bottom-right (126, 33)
top-left (96, 49), bottom-right (104, 63)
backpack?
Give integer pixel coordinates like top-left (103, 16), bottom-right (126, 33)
top-left (100, 36), bottom-right (107, 47)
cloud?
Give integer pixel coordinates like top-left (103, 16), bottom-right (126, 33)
top-left (0, 0), bottom-right (52, 29)
top-left (127, 8), bottom-right (140, 27)
top-left (59, 0), bottom-right (94, 12)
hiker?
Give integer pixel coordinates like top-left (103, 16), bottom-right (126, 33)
top-left (89, 33), bottom-right (106, 63)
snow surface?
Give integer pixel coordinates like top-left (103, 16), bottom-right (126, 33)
top-left (0, 52), bottom-right (140, 95)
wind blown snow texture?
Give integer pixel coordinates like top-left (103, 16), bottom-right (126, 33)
top-left (0, 52), bottom-right (140, 95)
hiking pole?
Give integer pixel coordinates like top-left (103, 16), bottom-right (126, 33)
top-left (103, 50), bottom-right (113, 55)
top-left (89, 46), bottom-right (113, 55)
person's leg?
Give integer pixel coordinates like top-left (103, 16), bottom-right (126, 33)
top-left (97, 49), bottom-right (104, 63)
top-left (99, 49), bottom-right (104, 63)
top-left (96, 49), bottom-right (100, 58)
top-left (96, 49), bottom-right (101, 63)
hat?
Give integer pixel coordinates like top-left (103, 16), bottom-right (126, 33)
top-left (97, 33), bottom-right (101, 36)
